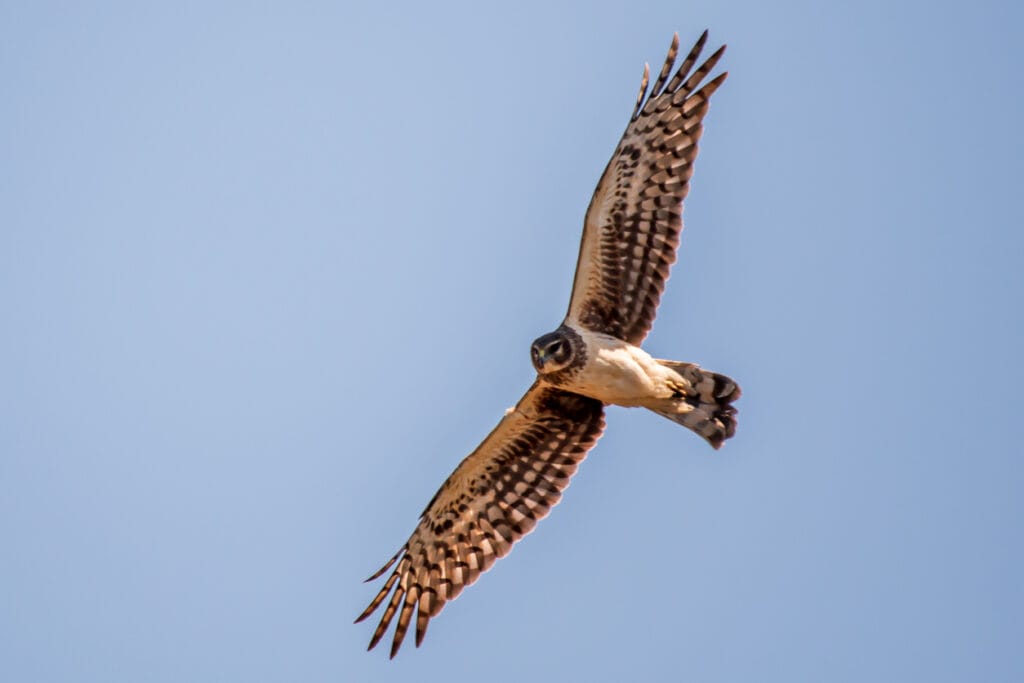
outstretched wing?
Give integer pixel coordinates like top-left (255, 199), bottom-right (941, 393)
top-left (356, 383), bottom-right (605, 658)
top-left (565, 31), bottom-right (727, 345)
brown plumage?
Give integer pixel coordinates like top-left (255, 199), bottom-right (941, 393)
top-left (358, 31), bottom-right (738, 658)
top-left (567, 30), bottom-right (726, 344)
top-left (355, 384), bottom-right (604, 658)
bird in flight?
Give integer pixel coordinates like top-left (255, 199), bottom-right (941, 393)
top-left (357, 30), bottom-right (740, 658)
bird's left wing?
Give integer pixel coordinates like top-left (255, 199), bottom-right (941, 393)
top-left (356, 382), bottom-right (605, 658)
top-left (565, 31), bottom-right (727, 345)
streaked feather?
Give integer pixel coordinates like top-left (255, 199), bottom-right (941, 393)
top-left (356, 383), bottom-right (605, 657)
top-left (566, 32), bottom-right (727, 344)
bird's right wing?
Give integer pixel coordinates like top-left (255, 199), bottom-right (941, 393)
top-left (565, 31), bottom-right (727, 345)
top-left (356, 382), bottom-right (605, 658)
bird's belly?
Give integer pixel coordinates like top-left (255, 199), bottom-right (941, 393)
top-left (567, 340), bottom-right (663, 406)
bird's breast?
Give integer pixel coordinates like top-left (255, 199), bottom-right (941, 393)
top-left (561, 333), bottom-right (662, 406)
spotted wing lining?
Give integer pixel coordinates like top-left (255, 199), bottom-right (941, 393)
top-left (566, 31), bottom-right (727, 344)
top-left (356, 383), bottom-right (605, 657)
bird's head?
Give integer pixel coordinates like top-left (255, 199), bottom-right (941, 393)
top-left (530, 327), bottom-right (580, 374)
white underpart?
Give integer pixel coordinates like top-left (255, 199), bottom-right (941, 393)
top-left (563, 330), bottom-right (675, 406)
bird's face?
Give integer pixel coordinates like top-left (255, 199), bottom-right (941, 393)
top-left (530, 330), bottom-right (576, 374)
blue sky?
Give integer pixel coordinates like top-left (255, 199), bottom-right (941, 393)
top-left (2, 1), bottom-right (1022, 681)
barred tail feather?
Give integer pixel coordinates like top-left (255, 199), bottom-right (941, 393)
top-left (646, 360), bottom-right (741, 449)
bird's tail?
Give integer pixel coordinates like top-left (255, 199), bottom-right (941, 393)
top-left (643, 360), bottom-right (741, 449)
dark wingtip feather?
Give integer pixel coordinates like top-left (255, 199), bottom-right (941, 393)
top-left (649, 32), bottom-right (680, 98)
top-left (363, 548), bottom-right (402, 582)
top-left (415, 608), bottom-right (429, 648)
top-left (367, 627), bottom-right (385, 652)
top-left (664, 31), bottom-right (719, 96)
top-left (630, 62), bottom-right (651, 121)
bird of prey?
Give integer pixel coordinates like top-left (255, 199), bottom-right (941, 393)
top-left (357, 31), bottom-right (740, 658)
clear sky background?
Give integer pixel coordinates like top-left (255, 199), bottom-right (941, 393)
top-left (3, 1), bottom-right (1023, 681)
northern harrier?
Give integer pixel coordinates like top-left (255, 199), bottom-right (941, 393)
top-left (357, 31), bottom-right (740, 657)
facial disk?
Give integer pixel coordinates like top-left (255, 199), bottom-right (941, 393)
top-left (530, 329), bottom-right (576, 373)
